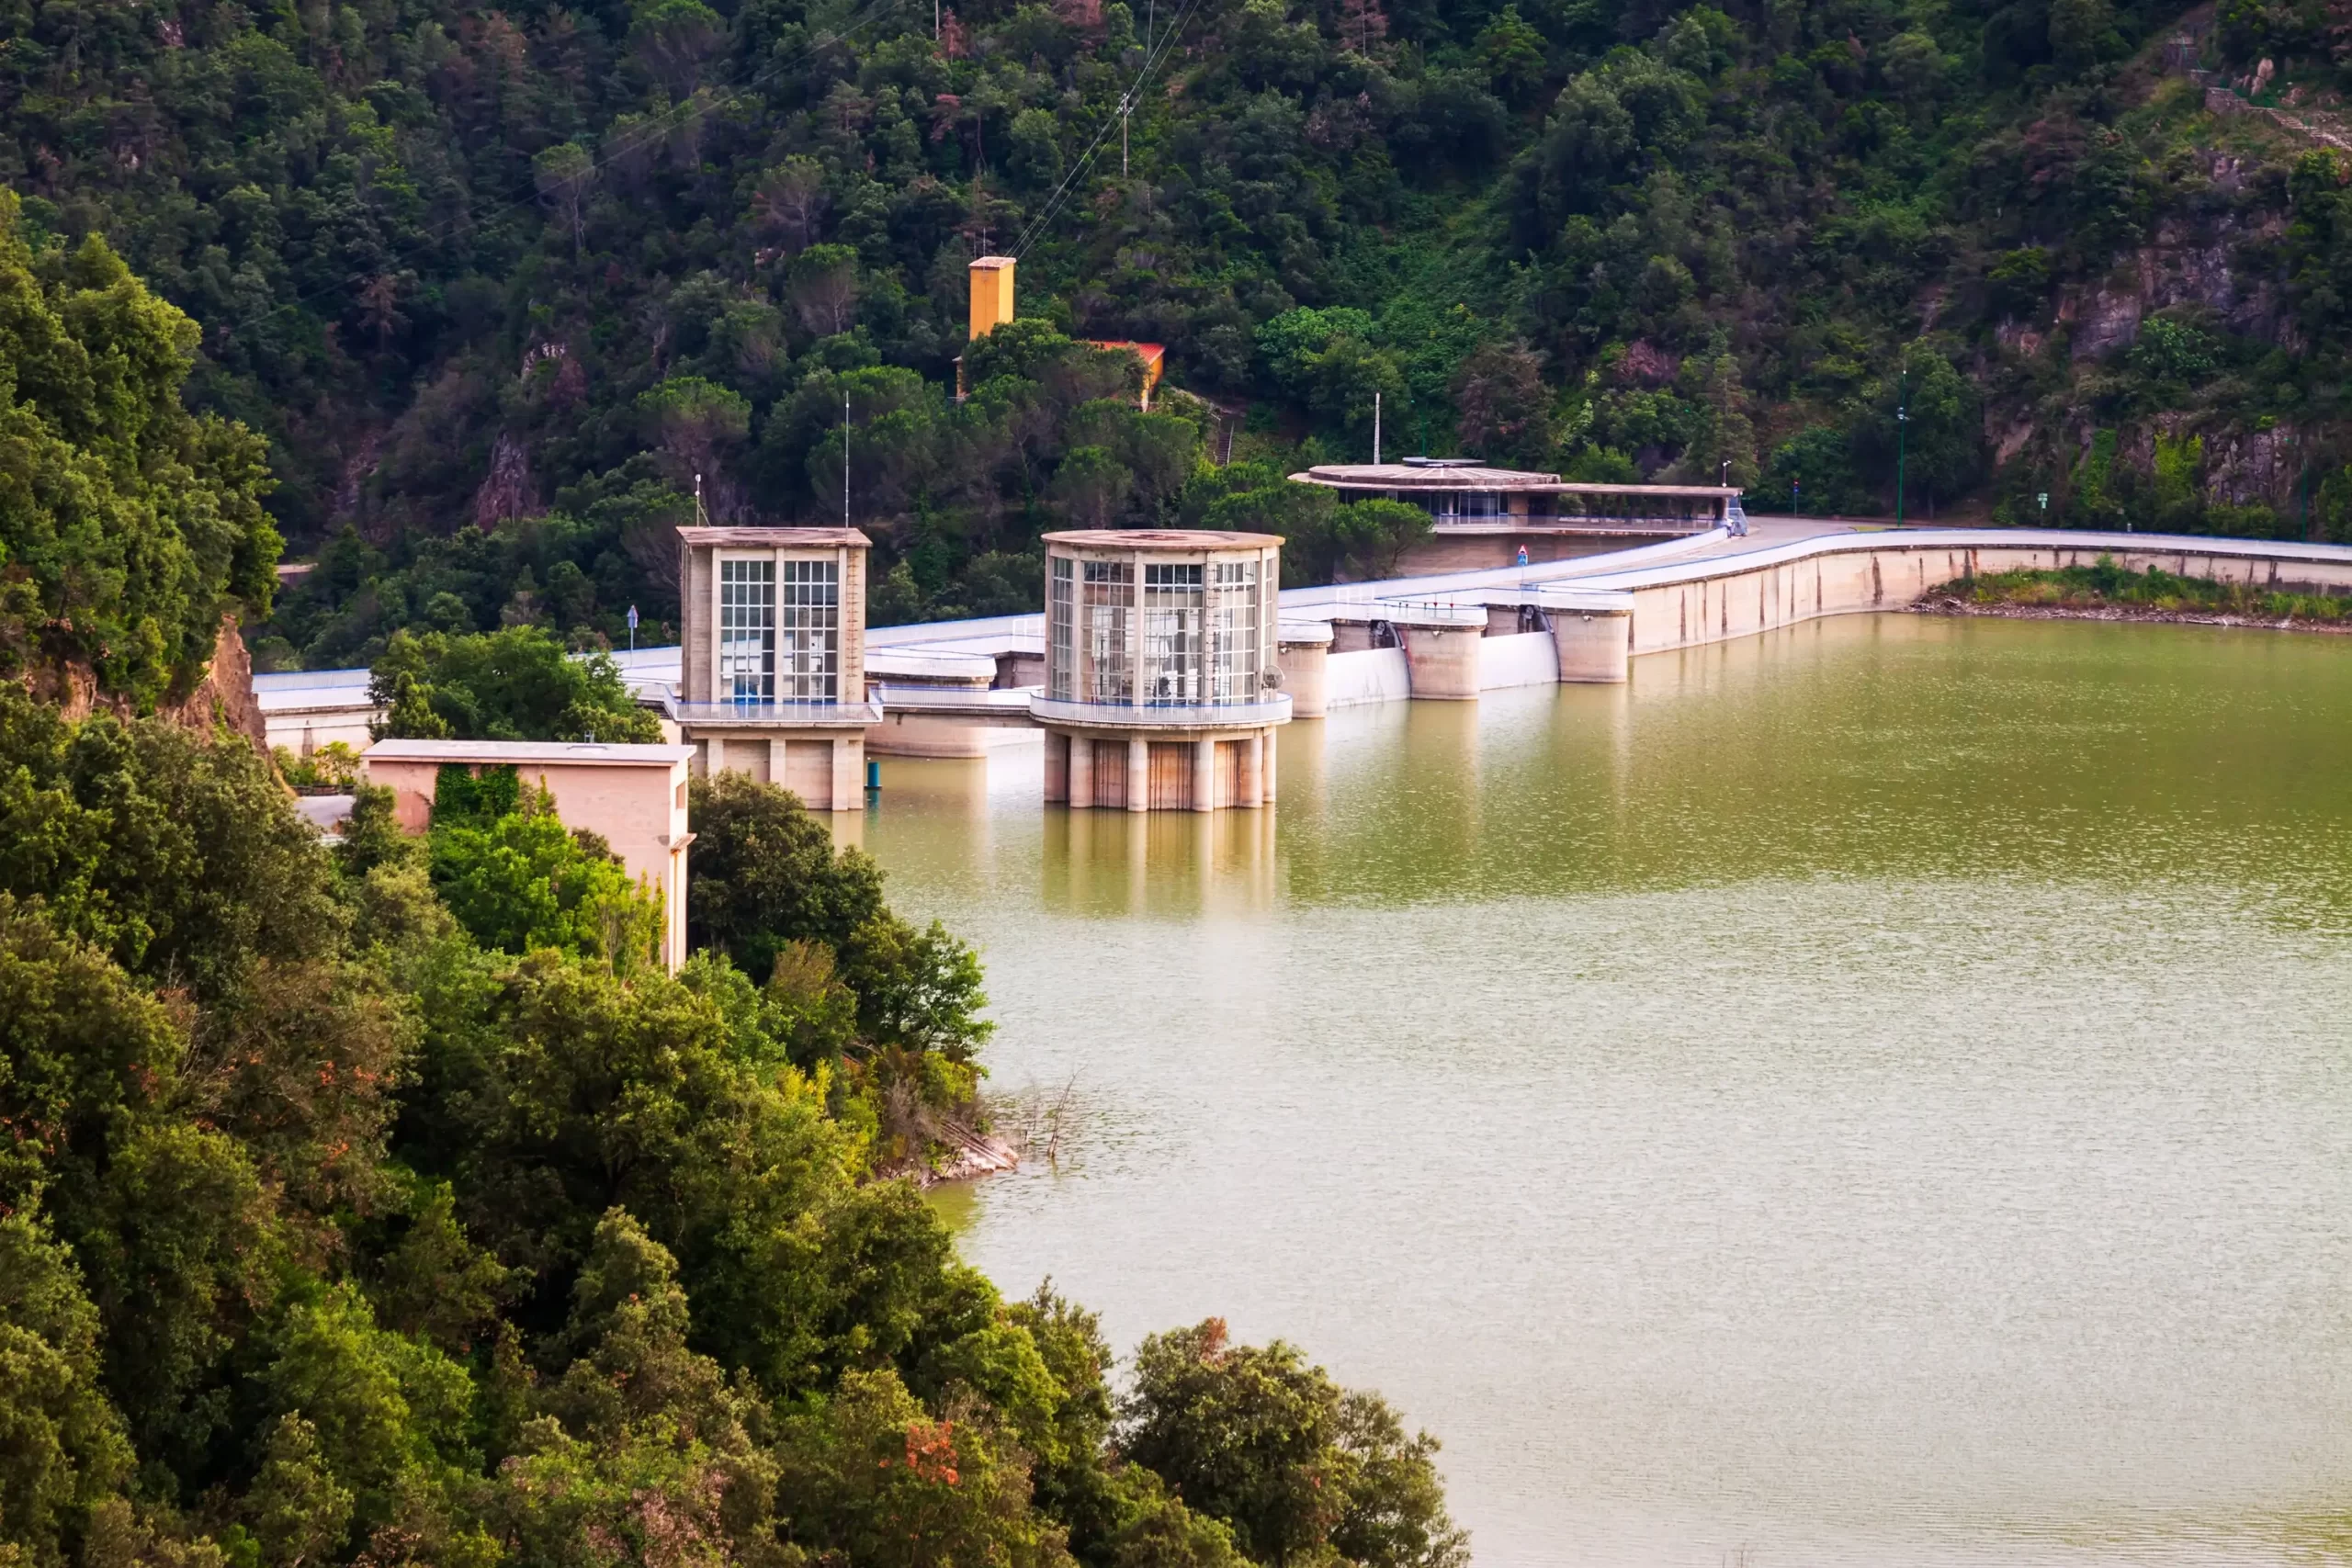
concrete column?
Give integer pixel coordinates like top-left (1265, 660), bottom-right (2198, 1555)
top-left (1401, 626), bottom-right (1481, 700)
top-left (769, 738), bottom-right (790, 791)
top-left (1276, 641), bottom-right (1329, 718)
top-left (1192, 737), bottom-right (1216, 813)
top-left (1044, 732), bottom-right (1069, 804)
top-left (666, 845), bottom-right (687, 973)
top-left (707, 735), bottom-right (725, 775)
top-left (1548, 596), bottom-right (1634, 682)
top-left (1126, 737), bottom-right (1148, 814)
top-left (1069, 731), bottom-right (1094, 809)
top-left (829, 736), bottom-right (861, 811)
top-left (1261, 726), bottom-right (1278, 803)
top-left (1242, 732), bottom-right (1263, 807)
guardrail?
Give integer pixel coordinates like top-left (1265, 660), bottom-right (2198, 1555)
top-left (1029, 695), bottom-right (1294, 728)
top-left (665, 699), bottom-right (887, 724)
top-left (868, 684), bottom-right (1039, 711)
top-left (1366, 599), bottom-right (1490, 628)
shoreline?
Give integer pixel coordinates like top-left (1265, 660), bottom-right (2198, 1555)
top-left (1907, 592), bottom-right (2352, 636)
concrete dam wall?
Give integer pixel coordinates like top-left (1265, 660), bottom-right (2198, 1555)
top-left (1601, 534), bottom-right (2352, 660)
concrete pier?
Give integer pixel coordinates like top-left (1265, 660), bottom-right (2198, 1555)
top-left (1276, 621), bottom-right (1334, 718)
top-left (1541, 588), bottom-right (1635, 682)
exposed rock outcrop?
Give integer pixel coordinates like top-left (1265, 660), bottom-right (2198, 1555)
top-left (472, 431), bottom-right (538, 531)
top-left (20, 615), bottom-right (268, 753)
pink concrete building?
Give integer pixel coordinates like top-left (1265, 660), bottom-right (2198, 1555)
top-left (361, 738), bottom-right (695, 970)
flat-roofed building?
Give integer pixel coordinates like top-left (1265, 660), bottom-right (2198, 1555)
top-left (1035, 530), bottom-right (1289, 811)
top-left (1292, 458), bottom-right (1741, 573)
top-left (361, 738), bottom-right (695, 970)
top-left (670, 525), bottom-right (882, 810)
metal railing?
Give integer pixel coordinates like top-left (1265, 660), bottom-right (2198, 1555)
top-left (867, 684), bottom-right (1038, 712)
top-left (1029, 695), bottom-right (1293, 728)
top-left (666, 698), bottom-right (886, 725)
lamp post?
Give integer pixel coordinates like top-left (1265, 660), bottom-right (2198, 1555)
top-left (1792, 479), bottom-right (1801, 517)
top-left (1894, 379), bottom-right (1909, 527)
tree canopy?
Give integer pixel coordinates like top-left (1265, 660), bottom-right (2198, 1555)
top-left (6, 0), bottom-right (2335, 675)
top-left (0, 685), bottom-right (1467, 1568)
top-left (0, 192), bottom-right (278, 706)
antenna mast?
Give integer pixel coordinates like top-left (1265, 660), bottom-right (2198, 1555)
top-left (1373, 393), bottom-right (1381, 466)
top-left (842, 394), bottom-right (852, 526)
top-left (694, 472), bottom-right (707, 526)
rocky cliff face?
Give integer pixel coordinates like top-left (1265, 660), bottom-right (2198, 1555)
top-left (22, 615), bottom-right (269, 753)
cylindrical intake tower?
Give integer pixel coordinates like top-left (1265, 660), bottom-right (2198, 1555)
top-left (1035, 530), bottom-right (1290, 811)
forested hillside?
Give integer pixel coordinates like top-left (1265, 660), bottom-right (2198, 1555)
top-left (6, 0), bottom-right (2349, 664)
top-left (0, 694), bottom-right (1467, 1568)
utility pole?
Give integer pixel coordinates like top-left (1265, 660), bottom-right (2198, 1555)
top-left (1373, 392), bottom-right (1381, 465)
top-left (1120, 92), bottom-right (1131, 175)
top-left (1893, 378), bottom-right (1909, 527)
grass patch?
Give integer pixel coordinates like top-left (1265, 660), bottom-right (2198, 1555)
top-left (1936, 555), bottom-right (2352, 623)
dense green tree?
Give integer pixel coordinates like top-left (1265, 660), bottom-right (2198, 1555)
top-left (0, 194), bottom-right (278, 709)
top-left (0, 690), bottom-right (342, 998)
top-left (0, 1209), bottom-right (132, 1568)
top-left (370, 627), bottom-right (662, 744)
top-left (0, 686), bottom-right (1466, 1568)
top-left (1122, 1320), bottom-right (1464, 1568)
top-left (427, 779), bottom-right (664, 968)
top-left (684, 772), bottom-right (888, 973)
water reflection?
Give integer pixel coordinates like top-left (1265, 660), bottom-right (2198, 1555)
top-left (871, 616), bottom-right (2352, 1568)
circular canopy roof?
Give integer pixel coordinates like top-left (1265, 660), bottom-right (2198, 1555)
top-left (1042, 529), bottom-right (1283, 549)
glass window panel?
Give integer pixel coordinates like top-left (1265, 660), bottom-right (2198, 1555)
top-left (1209, 558), bottom-right (1260, 704)
top-left (1081, 559), bottom-right (1132, 704)
top-left (1143, 563), bottom-right (1204, 706)
top-left (1048, 557), bottom-right (1075, 700)
top-left (719, 558), bottom-right (775, 701)
top-left (778, 558), bottom-right (839, 700)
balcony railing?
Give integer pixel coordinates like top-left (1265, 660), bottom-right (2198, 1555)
top-left (1430, 514), bottom-right (1717, 532)
top-left (867, 684), bottom-right (1038, 712)
top-left (667, 698), bottom-right (885, 725)
top-left (1030, 694), bottom-right (1293, 728)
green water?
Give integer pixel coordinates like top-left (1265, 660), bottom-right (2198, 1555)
top-left (864, 614), bottom-right (2352, 1568)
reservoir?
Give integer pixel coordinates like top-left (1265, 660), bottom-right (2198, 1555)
top-left (867, 613), bottom-right (2352, 1568)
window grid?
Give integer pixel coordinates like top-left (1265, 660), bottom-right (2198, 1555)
top-left (719, 558), bottom-right (775, 701)
top-left (1142, 563), bottom-right (1204, 705)
top-left (1048, 558), bottom-right (1075, 700)
top-left (1208, 558), bottom-right (1261, 704)
top-left (778, 558), bottom-right (840, 700)
top-left (1080, 559), bottom-right (1133, 704)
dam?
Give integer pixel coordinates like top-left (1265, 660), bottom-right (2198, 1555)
top-left (259, 519), bottom-right (2352, 770)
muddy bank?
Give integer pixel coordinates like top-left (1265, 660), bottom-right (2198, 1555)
top-left (1908, 592), bottom-right (2352, 635)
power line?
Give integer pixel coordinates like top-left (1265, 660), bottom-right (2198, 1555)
top-left (1009, 0), bottom-right (1206, 261)
top-left (216, 0), bottom-right (911, 341)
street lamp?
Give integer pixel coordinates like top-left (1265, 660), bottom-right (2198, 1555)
top-left (1894, 379), bottom-right (1909, 527)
